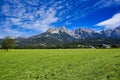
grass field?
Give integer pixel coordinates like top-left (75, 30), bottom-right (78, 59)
top-left (0, 49), bottom-right (120, 80)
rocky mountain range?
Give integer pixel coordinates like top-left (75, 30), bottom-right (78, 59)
top-left (15, 26), bottom-right (120, 47)
top-left (33, 26), bottom-right (120, 39)
top-left (1, 26), bottom-right (120, 48)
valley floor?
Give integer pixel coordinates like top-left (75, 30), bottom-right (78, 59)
top-left (0, 49), bottom-right (120, 80)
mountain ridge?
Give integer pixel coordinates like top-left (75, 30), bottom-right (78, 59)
top-left (1, 26), bottom-right (120, 48)
top-left (34, 26), bottom-right (120, 39)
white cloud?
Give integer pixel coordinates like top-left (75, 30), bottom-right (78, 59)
top-left (0, 2), bottom-right (59, 36)
top-left (0, 28), bottom-right (25, 38)
top-left (93, 0), bottom-right (120, 8)
top-left (20, 7), bottom-right (58, 32)
top-left (96, 13), bottom-right (120, 29)
top-left (1, 0), bottom-right (60, 38)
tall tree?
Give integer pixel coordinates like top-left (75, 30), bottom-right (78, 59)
top-left (1, 38), bottom-right (15, 51)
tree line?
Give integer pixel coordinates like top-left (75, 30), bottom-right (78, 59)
top-left (0, 38), bottom-right (120, 51)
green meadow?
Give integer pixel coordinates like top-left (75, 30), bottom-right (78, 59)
top-left (0, 49), bottom-right (120, 80)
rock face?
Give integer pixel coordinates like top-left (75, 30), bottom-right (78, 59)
top-left (110, 26), bottom-right (120, 39)
top-left (73, 28), bottom-right (100, 39)
top-left (99, 26), bottom-right (120, 39)
top-left (100, 29), bottom-right (113, 38)
top-left (46, 26), bottom-right (74, 36)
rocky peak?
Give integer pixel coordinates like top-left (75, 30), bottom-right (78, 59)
top-left (74, 28), bottom-right (94, 34)
top-left (46, 28), bottom-right (59, 34)
top-left (110, 26), bottom-right (120, 38)
top-left (60, 26), bottom-right (66, 30)
top-left (100, 29), bottom-right (112, 37)
top-left (59, 26), bottom-right (67, 32)
top-left (46, 26), bottom-right (74, 36)
top-left (114, 26), bottom-right (120, 31)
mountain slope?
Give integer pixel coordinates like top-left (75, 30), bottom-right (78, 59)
top-left (17, 27), bottom-right (77, 47)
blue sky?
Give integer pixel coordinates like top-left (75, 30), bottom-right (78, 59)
top-left (0, 0), bottom-right (120, 38)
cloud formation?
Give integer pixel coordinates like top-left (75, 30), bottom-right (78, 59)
top-left (96, 13), bottom-right (120, 29)
top-left (0, 0), bottom-right (59, 37)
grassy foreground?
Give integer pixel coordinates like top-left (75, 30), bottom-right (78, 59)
top-left (0, 49), bottom-right (120, 80)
